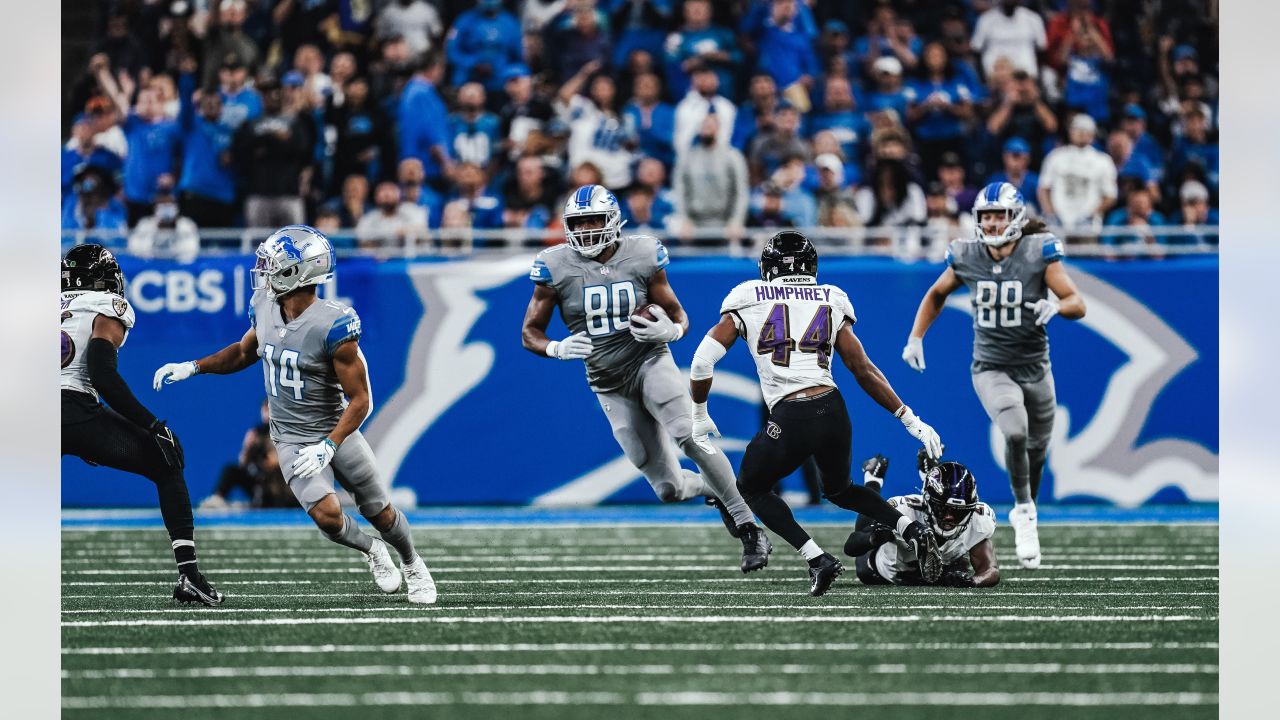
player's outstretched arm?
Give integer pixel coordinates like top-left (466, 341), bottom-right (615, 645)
top-left (87, 315), bottom-right (161, 429)
top-left (836, 324), bottom-right (943, 459)
top-left (154, 328), bottom-right (260, 390)
top-left (903, 267), bottom-right (963, 372)
top-left (689, 315), bottom-right (738, 452)
top-left (968, 538), bottom-right (1001, 587)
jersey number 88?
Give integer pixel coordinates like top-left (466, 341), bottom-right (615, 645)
top-left (974, 280), bottom-right (1022, 328)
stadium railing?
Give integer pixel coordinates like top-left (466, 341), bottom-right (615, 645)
top-left (61, 225), bottom-right (1221, 260)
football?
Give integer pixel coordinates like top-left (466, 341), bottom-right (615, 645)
top-left (632, 303), bottom-right (661, 323)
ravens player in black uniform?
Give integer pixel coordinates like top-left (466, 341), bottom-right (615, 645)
top-left (60, 245), bottom-right (222, 606)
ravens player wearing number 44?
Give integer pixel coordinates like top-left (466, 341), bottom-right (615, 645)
top-left (521, 185), bottom-right (772, 573)
top-left (154, 226), bottom-right (437, 603)
top-left (902, 182), bottom-right (1086, 569)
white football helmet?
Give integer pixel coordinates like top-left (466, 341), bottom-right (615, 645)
top-left (251, 225), bottom-right (336, 297)
top-left (562, 184), bottom-right (625, 258)
top-left (971, 182), bottom-right (1028, 247)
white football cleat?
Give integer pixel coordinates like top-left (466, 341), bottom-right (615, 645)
top-left (1008, 503), bottom-right (1041, 570)
top-left (403, 555), bottom-right (438, 605)
top-left (363, 539), bottom-right (402, 593)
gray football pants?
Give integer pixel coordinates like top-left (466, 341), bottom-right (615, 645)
top-left (596, 353), bottom-right (752, 523)
top-left (276, 431), bottom-right (390, 517)
top-left (972, 368), bottom-right (1056, 504)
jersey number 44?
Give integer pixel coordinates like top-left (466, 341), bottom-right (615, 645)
top-left (755, 304), bottom-right (834, 369)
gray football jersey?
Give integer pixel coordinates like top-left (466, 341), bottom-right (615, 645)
top-left (946, 233), bottom-right (1065, 366)
top-left (250, 291), bottom-right (363, 443)
top-left (529, 235), bottom-right (670, 394)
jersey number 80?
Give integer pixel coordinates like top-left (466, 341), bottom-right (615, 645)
top-left (583, 281), bottom-right (637, 336)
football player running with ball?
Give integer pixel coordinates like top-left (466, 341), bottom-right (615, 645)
top-left (521, 184), bottom-right (771, 573)
top-left (61, 245), bottom-right (222, 606)
top-left (845, 452), bottom-right (1000, 587)
top-left (690, 230), bottom-right (946, 596)
top-left (154, 226), bottom-right (437, 604)
top-left (902, 182), bottom-right (1086, 569)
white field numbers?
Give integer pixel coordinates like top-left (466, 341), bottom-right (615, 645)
top-left (583, 281), bottom-right (637, 336)
top-left (261, 344), bottom-right (304, 400)
top-left (974, 280), bottom-right (1023, 328)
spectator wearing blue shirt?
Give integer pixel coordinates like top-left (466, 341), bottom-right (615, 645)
top-left (986, 137), bottom-right (1041, 213)
top-left (176, 68), bottom-right (239, 228)
top-left (747, 0), bottom-right (820, 112)
top-left (863, 56), bottom-right (911, 122)
top-left (905, 42), bottom-right (974, 179)
top-left (395, 158), bottom-right (444, 230)
top-left (1059, 25), bottom-right (1113, 124)
top-left (608, 0), bottom-right (675, 70)
top-left (548, 6), bottom-right (613, 85)
top-left (747, 101), bottom-right (809, 185)
top-left (1103, 188), bottom-right (1167, 245)
top-left (663, 0), bottom-right (741, 101)
top-left (1168, 180), bottom-right (1218, 245)
top-left (740, 0), bottom-right (817, 42)
top-left (447, 162), bottom-right (505, 234)
top-left (619, 184), bottom-right (670, 234)
top-left (817, 19), bottom-right (852, 69)
top-left (446, 0), bottom-right (523, 92)
top-left (62, 115), bottom-right (123, 204)
top-left (217, 54), bottom-right (262, 130)
top-left (806, 76), bottom-right (870, 171)
top-left (448, 83), bottom-right (502, 170)
top-left (398, 52), bottom-right (454, 192)
top-left (1118, 105), bottom-right (1165, 183)
top-left (849, 4), bottom-right (922, 75)
top-left (62, 163), bottom-right (128, 240)
top-left (731, 74), bottom-right (778, 151)
top-left (1167, 107), bottom-right (1218, 194)
top-left (623, 72), bottom-right (676, 171)
top-left (1106, 130), bottom-right (1160, 208)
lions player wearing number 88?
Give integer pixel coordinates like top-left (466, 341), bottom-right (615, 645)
top-left (902, 182), bottom-right (1087, 570)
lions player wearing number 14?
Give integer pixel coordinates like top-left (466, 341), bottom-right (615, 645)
top-left (902, 182), bottom-right (1086, 570)
top-left (153, 226), bottom-right (437, 604)
top-left (522, 184), bottom-right (772, 573)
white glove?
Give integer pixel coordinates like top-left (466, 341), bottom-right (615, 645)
top-left (691, 401), bottom-right (721, 454)
top-left (1024, 299), bottom-right (1060, 326)
top-left (153, 361), bottom-right (199, 391)
top-left (901, 336), bottom-right (925, 372)
top-left (291, 439), bottom-right (336, 479)
top-left (896, 405), bottom-right (943, 460)
top-left (545, 331), bottom-right (594, 360)
top-left (629, 305), bottom-right (684, 343)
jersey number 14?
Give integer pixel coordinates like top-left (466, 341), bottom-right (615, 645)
top-left (974, 280), bottom-right (1023, 328)
top-left (262, 344), bottom-right (305, 400)
top-left (756, 304), bottom-right (833, 368)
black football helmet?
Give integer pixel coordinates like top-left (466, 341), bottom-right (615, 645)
top-left (759, 230), bottom-right (818, 281)
top-left (922, 461), bottom-right (979, 540)
top-left (62, 244), bottom-right (125, 296)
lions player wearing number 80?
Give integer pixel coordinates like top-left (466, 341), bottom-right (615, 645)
top-left (902, 182), bottom-right (1086, 570)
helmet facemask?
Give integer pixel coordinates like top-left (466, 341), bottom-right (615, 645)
top-left (976, 207), bottom-right (1026, 247)
top-left (925, 496), bottom-right (976, 541)
top-left (564, 211), bottom-right (621, 258)
top-left (922, 463), bottom-right (979, 541)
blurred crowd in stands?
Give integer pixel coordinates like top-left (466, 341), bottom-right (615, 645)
top-left (62, 0), bottom-right (1219, 254)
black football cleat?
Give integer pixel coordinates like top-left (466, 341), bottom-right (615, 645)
top-left (861, 454), bottom-right (889, 482)
top-left (808, 553), bottom-right (845, 596)
top-left (173, 573), bottom-right (225, 607)
top-left (706, 496), bottom-right (741, 538)
top-left (737, 523), bottom-right (772, 573)
top-left (902, 521), bottom-right (943, 583)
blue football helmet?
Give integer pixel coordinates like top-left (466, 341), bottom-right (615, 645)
top-left (562, 184), bottom-right (625, 258)
top-left (971, 182), bottom-right (1027, 247)
top-left (252, 225), bottom-right (336, 297)
top-left (922, 461), bottom-right (979, 540)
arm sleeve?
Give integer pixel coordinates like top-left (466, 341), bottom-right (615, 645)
top-left (325, 309), bottom-right (363, 356)
top-left (86, 336), bottom-right (158, 429)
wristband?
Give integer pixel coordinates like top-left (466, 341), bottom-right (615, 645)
top-left (191, 360), bottom-right (202, 375)
top-left (323, 438), bottom-right (338, 452)
top-left (545, 340), bottom-right (560, 358)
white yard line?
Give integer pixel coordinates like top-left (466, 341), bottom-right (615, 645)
top-left (60, 590), bottom-right (1222, 600)
top-left (61, 576), bottom-right (1220, 587)
top-left (61, 604), bottom-right (1205, 615)
top-left (59, 690), bottom-right (1219, 709)
top-left (59, 564), bottom-right (1220, 575)
top-left (60, 640), bottom-right (1221, 656)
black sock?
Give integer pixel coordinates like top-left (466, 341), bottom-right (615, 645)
top-left (171, 538), bottom-right (198, 577)
top-left (807, 555), bottom-right (827, 568)
top-left (744, 491), bottom-right (811, 550)
top-left (826, 484), bottom-right (904, 527)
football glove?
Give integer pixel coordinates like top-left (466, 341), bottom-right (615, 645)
top-left (545, 331), bottom-right (594, 360)
top-left (148, 419), bottom-right (185, 470)
top-left (629, 305), bottom-right (684, 343)
top-left (896, 405), bottom-right (943, 460)
top-left (1024, 299), bottom-right (1060, 326)
top-left (691, 401), bottom-right (721, 454)
top-left (291, 439), bottom-right (336, 479)
top-left (936, 567), bottom-right (975, 588)
top-left (901, 336), bottom-right (925, 372)
top-left (153, 361), bottom-right (199, 391)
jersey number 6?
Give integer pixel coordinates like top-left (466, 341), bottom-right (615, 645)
top-left (757, 304), bottom-right (833, 369)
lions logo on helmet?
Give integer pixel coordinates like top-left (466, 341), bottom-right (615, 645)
top-left (252, 225), bottom-right (336, 297)
top-left (562, 184), bottom-right (625, 258)
top-left (972, 182), bottom-right (1028, 247)
top-left (922, 462), bottom-right (980, 540)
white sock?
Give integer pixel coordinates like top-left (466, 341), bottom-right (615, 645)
top-left (895, 515), bottom-right (913, 535)
top-left (1015, 501), bottom-right (1036, 516)
top-left (862, 470), bottom-right (882, 489)
top-left (798, 539), bottom-right (824, 561)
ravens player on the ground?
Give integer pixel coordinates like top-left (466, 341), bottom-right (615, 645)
top-left (154, 225), bottom-right (437, 603)
top-left (689, 230), bottom-right (945, 596)
top-left (845, 452), bottom-right (1000, 587)
top-left (61, 244), bottom-right (223, 606)
top-left (902, 182), bottom-right (1086, 569)
top-left (521, 184), bottom-right (771, 573)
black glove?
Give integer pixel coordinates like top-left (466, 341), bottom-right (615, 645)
top-left (149, 419), bottom-right (185, 471)
top-left (936, 567), bottom-right (974, 588)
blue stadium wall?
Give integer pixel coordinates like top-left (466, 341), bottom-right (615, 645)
top-left (61, 253), bottom-right (1218, 508)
